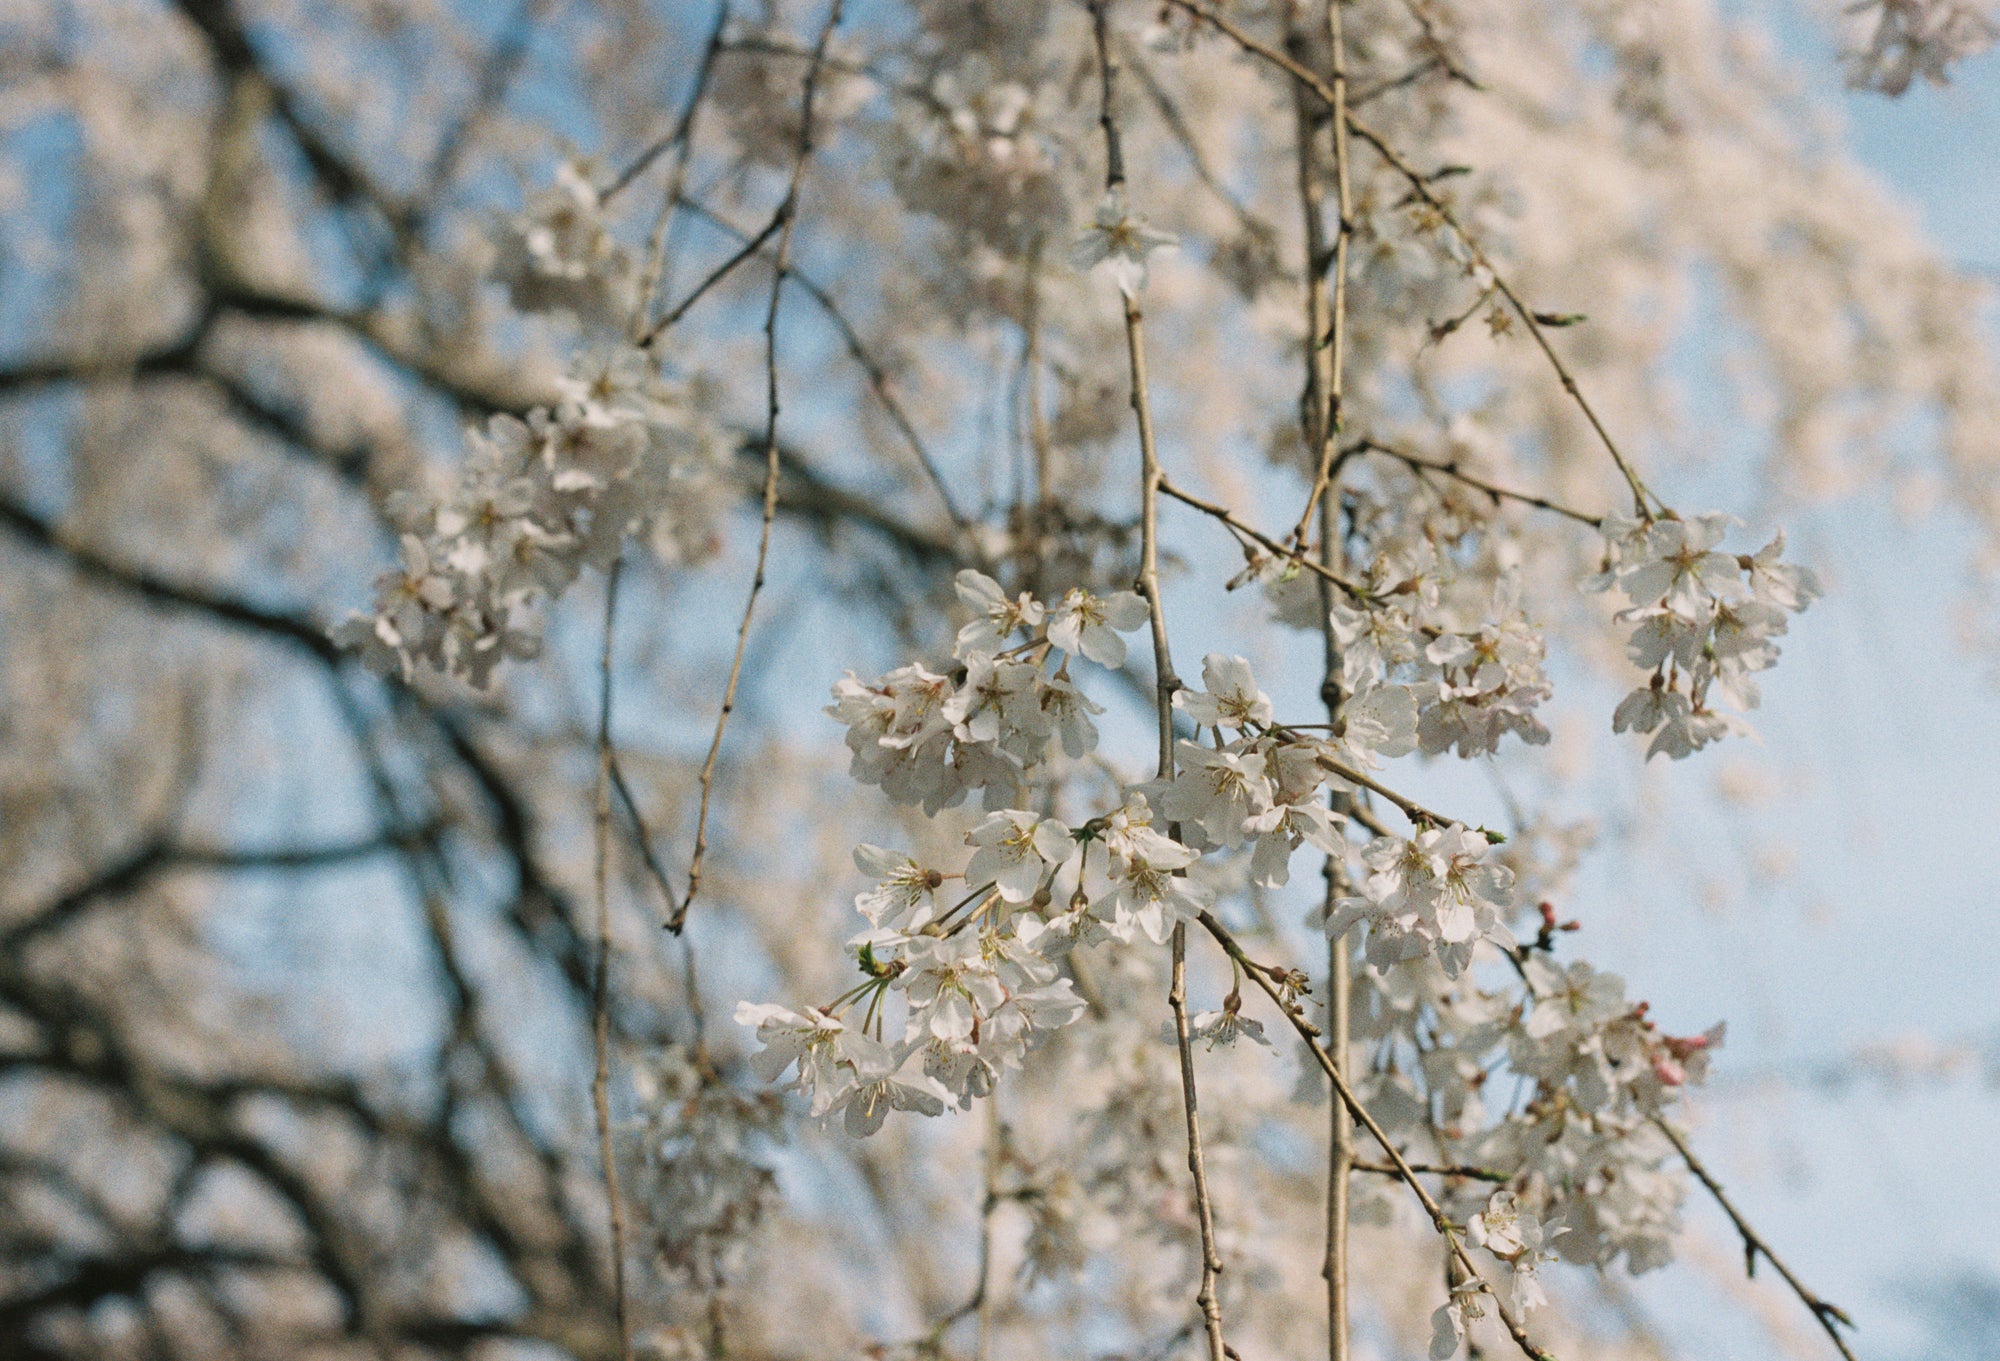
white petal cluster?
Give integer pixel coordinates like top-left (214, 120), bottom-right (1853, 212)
top-left (1162, 654), bottom-right (1357, 888)
top-left (334, 346), bottom-right (725, 686)
top-left (1253, 540), bottom-right (1551, 760)
top-left (1353, 936), bottom-right (1726, 1285)
top-left (1185, 998), bottom-right (1271, 1051)
top-left (1334, 547), bottom-right (1554, 758)
top-left (1428, 1286), bottom-right (1486, 1361)
top-left (731, 1002), bottom-right (944, 1137)
top-left (633, 1045), bottom-right (783, 1287)
top-left (883, 54), bottom-right (1068, 258)
top-left (896, 927), bottom-right (1087, 1106)
top-left (739, 814), bottom-right (1098, 1128)
top-left (1589, 513), bottom-right (1820, 759)
top-left (1328, 824), bottom-right (1515, 977)
top-left (1071, 793), bottom-right (1210, 945)
top-left (490, 159), bottom-right (636, 329)
top-left (826, 571), bottom-right (1143, 812)
top-left (1468, 1190), bottom-right (1555, 1314)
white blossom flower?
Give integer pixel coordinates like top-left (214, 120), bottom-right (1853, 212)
top-left (1330, 824), bottom-right (1514, 977)
top-left (1745, 531), bottom-right (1823, 611)
top-left (1588, 513), bottom-right (1817, 759)
top-left (1469, 1190), bottom-right (1541, 1260)
top-left (964, 809), bottom-right (1074, 902)
top-left (953, 569), bottom-right (1045, 658)
top-left (1088, 817), bottom-right (1206, 945)
top-left (1039, 671), bottom-right (1105, 758)
top-left (1047, 586), bottom-right (1148, 668)
top-left (852, 845), bottom-right (948, 931)
top-left (945, 654), bottom-right (1049, 750)
top-left (1340, 682), bottom-right (1420, 762)
top-left (1175, 653), bottom-right (1275, 730)
top-left (1185, 1003), bottom-right (1272, 1050)
top-left (834, 1051), bottom-right (951, 1136)
top-left (734, 1002), bottom-right (882, 1119)
top-left (1160, 741), bottom-right (1273, 849)
top-left (491, 159), bottom-right (635, 327)
top-left (1428, 1288), bottom-right (1484, 1360)
top-left (899, 932), bottom-right (1008, 1043)
top-left (1071, 187), bottom-right (1177, 294)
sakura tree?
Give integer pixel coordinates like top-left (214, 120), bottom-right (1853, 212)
top-left (2, 2), bottom-right (1997, 1360)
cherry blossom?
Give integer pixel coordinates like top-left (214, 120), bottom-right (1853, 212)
top-left (1071, 187), bottom-right (1178, 294)
top-left (1046, 585), bottom-right (1149, 667)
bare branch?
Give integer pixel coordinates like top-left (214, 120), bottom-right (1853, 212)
top-left (1653, 1118), bottom-right (1859, 1361)
top-left (676, 0), bottom-right (848, 934)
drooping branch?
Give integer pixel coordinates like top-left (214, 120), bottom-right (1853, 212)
top-left (1282, 5), bottom-right (1358, 1356)
top-left (1197, 910), bottom-right (1556, 1361)
top-left (1, 826), bottom-right (441, 954)
top-left (1162, 0), bottom-right (1658, 516)
top-left (682, 198), bottom-right (971, 528)
top-left (676, 0), bottom-right (848, 934)
top-left (1088, 8), bottom-right (1227, 1360)
top-left (1351, 437), bottom-right (1604, 527)
top-left (1155, 474), bottom-right (1372, 600)
top-left (590, 564), bottom-right (635, 1361)
top-left (1652, 1117), bottom-right (1859, 1361)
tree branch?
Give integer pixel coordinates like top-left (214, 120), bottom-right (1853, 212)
top-left (1652, 1117), bottom-right (1859, 1361)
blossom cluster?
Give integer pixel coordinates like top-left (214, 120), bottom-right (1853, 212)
top-left (1327, 823), bottom-right (1517, 978)
top-left (884, 54), bottom-right (1069, 259)
top-left (1159, 653), bottom-right (1380, 888)
top-left (736, 835), bottom-right (1083, 1125)
top-left (1259, 535), bottom-right (1555, 759)
top-left (490, 158), bottom-right (637, 331)
top-left (1353, 934), bottom-right (1725, 1304)
top-left (335, 347), bottom-right (727, 685)
top-left (1589, 513), bottom-right (1821, 759)
top-left (632, 1045), bottom-right (784, 1287)
top-left (827, 570), bottom-right (1146, 812)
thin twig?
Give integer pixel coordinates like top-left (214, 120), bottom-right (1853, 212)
top-left (1090, 8), bottom-right (1225, 1359)
top-left (1348, 802), bottom-right (1394, 840)
top-left (416, 0), bottom-right (546, 212)
top-left (1199, 910), bottom-right (1556, 1361)
top-left (1351, 1159), bottom-right (1509, 1183)
top-left (1124, 41), bottom-right (1286, 262)
top-left (1286, 0), bottom-right (1353, 550)
top-left (1155, 474), bottom-right (1371, 600)
top-left (976, 1101), bottom-right (1000, 1361)
top-left (1312, 751), bottom-right (1485, 835)
top-left (1398, 0), bottom-right (1487, 90)
top-left (604, 2), bottom-right (731, 203)
top-left (1652, 1117), bottom-right (1859, 1361)
top-left (678, 197), bottom-right (970, 527)
top-left (1352, 437), bottom-right (1603, 526)
top-left (642, 211), bottom-right (784, 343)
top-left (1349, 55), bottom-right (1445, 107)
top-left (1283, 5), bottom-right (1357, 1355)
top-left (913, 1104), bottom-right (1004, 1356)
top-left (1168, 921), bottom-right (1228, 1361)
top-left (631, 1), bottom-right (732, 332)
top-left (591, 561), bottom-right (634, 1361)
top-left (1164, 0), bottom-right (1656, 516)
top-left (673, 0), bottom-right (845, 935)
top-left (608, 753), bottom-right (679, 915)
